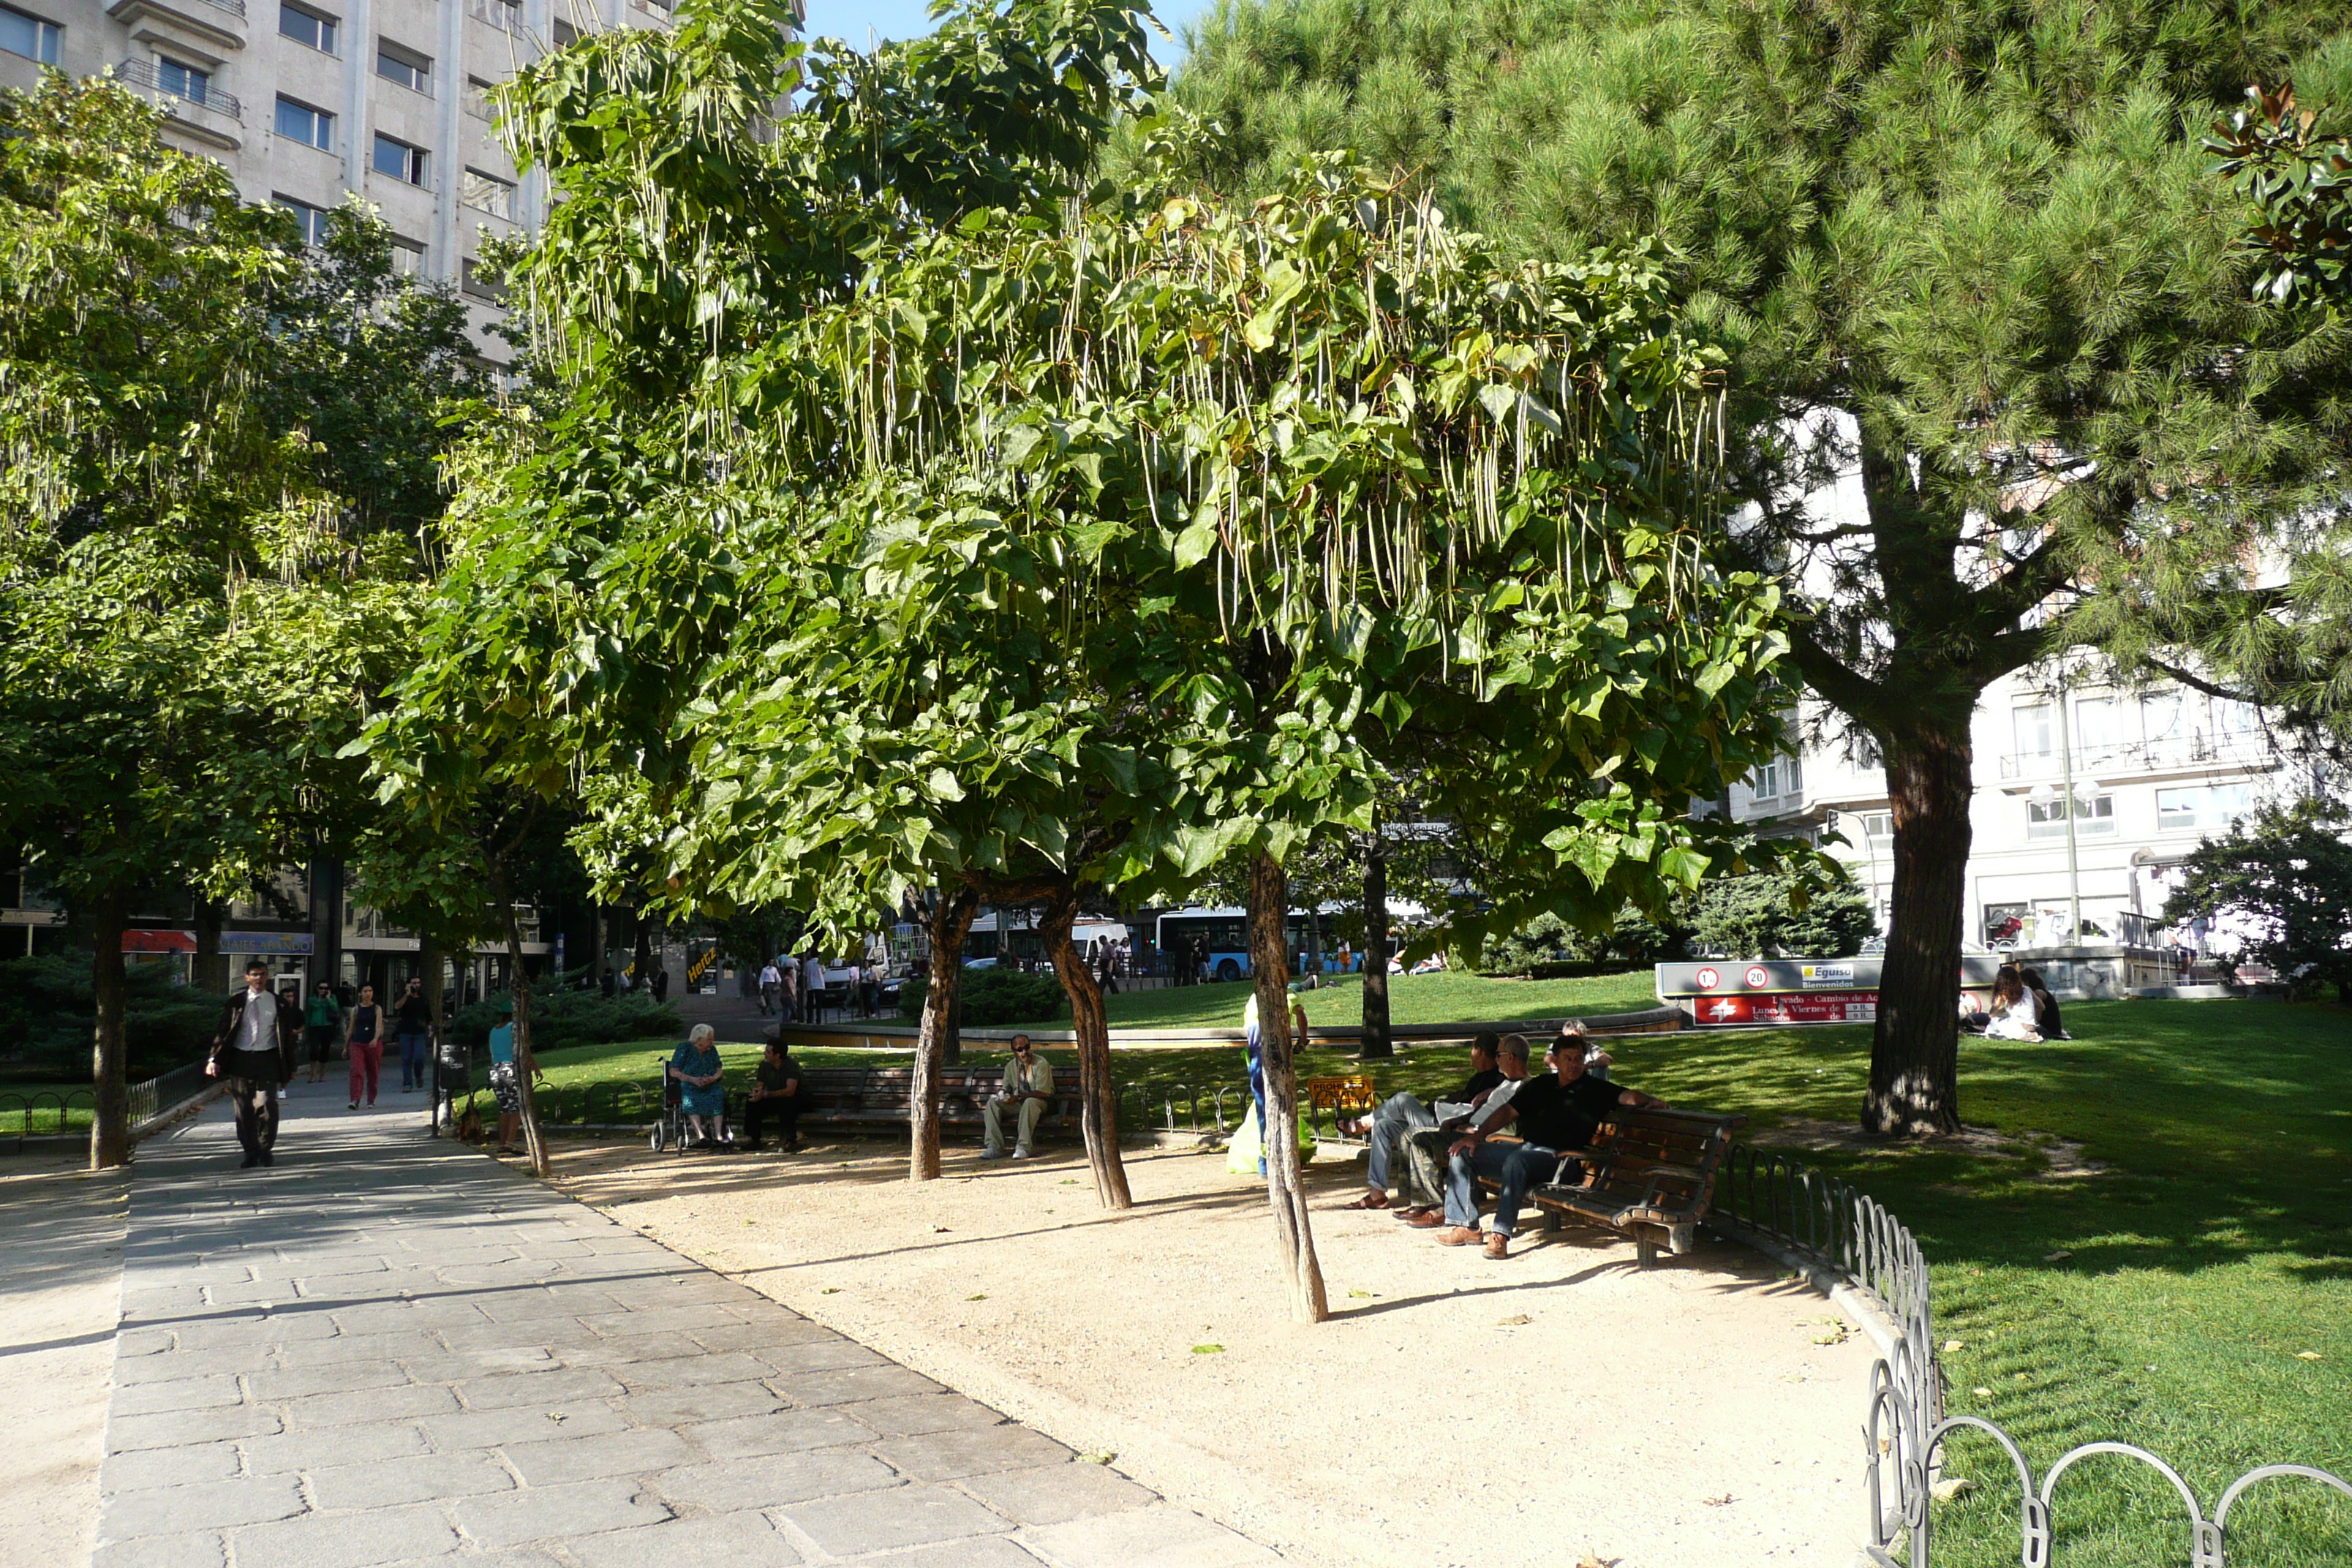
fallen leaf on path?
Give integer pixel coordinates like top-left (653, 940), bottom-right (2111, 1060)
top-left (1972, 1387), bottom-right (1994, 1397)
top-left (1703, 1494), bottom-right (1734, 1507)
top-left (1192, 1343), bottom-right (1225, 1354)
top-left (2296, 1351), bottom-right (2322, 1360)
top-left (1498, 1314), bottom-right (1533, 1327)
top-left (1080, 1450), bottom-right (1117, 1465)
top-left (1578, 1554), bottom-right (1621, 1567)
top-left (1931, 1477), bottom-right (1976, 1502)
top-left (1348, 1289), bottom-right (1373, 1299)
top-left (821, 1287), bottom-right (840, 1294)
top-left (932, 1226), bottom-right (952, 1233)
top-left (966, 1293), bottom-right (987, 1302)
top-left (1812, 1322), bottom-right (1852, 1345)
top-left (1943, 1339), bottom-right (1964, 1352)
top-left (2043, 1249), bottom-right (2073, 1261)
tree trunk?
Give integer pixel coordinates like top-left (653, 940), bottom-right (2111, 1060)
top-left (939, 885), bottom-right (965, 1067)
top-left (1041, 885), bottom-right (1133, 1210)
top-left (191, 895), bottom-right (226, 997)
top-left (1303, 894), bottom-right (1322, 990)
top-left (496, 875), bottom-right (551, 1176)
top-left (1863, 720), bottom-right (1973, 1136)
top-left (1249, 851), bottom-right (1328, 1323)
top-left (89, 886), bottom-right (132, 1170)
top-left (1358, 835), bottom-right (1392, 1060)
top-left (631, 905), bottom-right (652, 993)
top-left (911, 886), bottom-right (979, 1182)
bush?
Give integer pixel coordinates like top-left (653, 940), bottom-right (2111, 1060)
top-left (897, 966), bottom-right (1069, 1027)
top-left (1690, 871), bottom-right (1877, 959)
top-left (445, 986), bottom-right (683, 1050)
top-left (1477, 908), bottom-right (1689, 976)
top-left (0, 954), bottom-right (217, 1079)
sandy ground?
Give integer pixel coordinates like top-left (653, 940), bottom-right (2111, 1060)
top-left (0, 1149), bottom-right (127, 1568)
top-left (545, 1133), bottom-right (1877, 1568)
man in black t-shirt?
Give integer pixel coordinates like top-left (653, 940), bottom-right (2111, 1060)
top-left (1342, 1033), bottom-right (1507, 1213)
top-left (392, 977), bottom-right (434, 1094)
top-left (1436, 1030), bottom-right (1667, 1260)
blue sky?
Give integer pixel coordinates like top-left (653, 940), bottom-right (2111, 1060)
top-left (796, 1), bottom-right (1210, 68)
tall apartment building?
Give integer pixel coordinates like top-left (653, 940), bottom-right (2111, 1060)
top-left (0, 0), bottom-right (679, 358)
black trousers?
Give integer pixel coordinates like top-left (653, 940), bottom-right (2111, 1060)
top-left (745, 1096), bottom-right (799, 1147)
top-left (230, 1077), bottom-right (280, 1156)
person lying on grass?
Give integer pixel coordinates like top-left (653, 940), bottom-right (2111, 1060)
top-left (1343, 1033), bottom-right (1507, 1211)
top-left (1436, 1030), bottom-right (1667, 1262)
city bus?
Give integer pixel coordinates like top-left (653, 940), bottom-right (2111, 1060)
top-left (1153, 907), bottom-right (1346, 982)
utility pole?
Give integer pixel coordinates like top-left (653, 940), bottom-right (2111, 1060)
top-left (2057, 679), bottom-right (2082, 945)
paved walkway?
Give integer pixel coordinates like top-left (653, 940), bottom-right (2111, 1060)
top-left (96, 1088), bottom-right (1279, 1568)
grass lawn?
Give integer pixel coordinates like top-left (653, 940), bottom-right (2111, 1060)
top-left (0, 1079), bottom-right (93, 1135)
top-left (1098, 968), bottom-right (1662, 1030)
top-left (519, 996), bottom-right (2350, 1563)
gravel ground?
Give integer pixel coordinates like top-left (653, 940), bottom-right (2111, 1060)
top-left (542, 1131), bottom-right (1876, 1568)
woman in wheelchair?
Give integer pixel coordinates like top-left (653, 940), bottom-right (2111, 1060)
top-left (667, 1024), bottom-right (733, 1148)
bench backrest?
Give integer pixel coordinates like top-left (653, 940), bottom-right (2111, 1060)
top-left (785, 1064), bottom-right (1082, 1112)
top-left (1584, 1107), bottom-right (1746, 1214)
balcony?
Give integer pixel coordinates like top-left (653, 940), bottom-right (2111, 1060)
top-left (113, 59), bottom-right (243, 149)
top-left (108, 0), bottom-right (247, 53)
top-left (1997, 730), bottom-right (2277, 785)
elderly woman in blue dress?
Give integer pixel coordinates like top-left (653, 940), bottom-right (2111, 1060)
top-left (668, 1024), bottom-right (733, 1147)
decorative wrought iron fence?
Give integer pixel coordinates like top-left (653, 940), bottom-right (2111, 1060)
top-left (1115, 1081), bottom-right (1235, 1137)
top-left (0, 1087), bottom-right (93, 1148)
top-left (1710, 1143), bottom-right (2350, 1565)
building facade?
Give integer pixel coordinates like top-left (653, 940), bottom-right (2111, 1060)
top-left (0, 0), bottom-right (678, 358)
top-left (1729, 670), bottom-right (2314, 960)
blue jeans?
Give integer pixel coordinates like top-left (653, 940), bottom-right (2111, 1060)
top-left (1368, 1092), bottom-right (1436, 1191)
top-left (1445, 1139), bottom-right (1569, 1236)
top-left (397, 1032), bottom-right (429, 1088)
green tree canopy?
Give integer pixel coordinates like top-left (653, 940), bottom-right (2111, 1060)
top-left (1165, 0), bottom-right (2352, 1134)
top-left (0, 76), bottom-right (488, 1165)
top-left (2162, 799), bottom-right (2352, 1003)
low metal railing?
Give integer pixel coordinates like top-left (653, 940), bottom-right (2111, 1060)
top-left (1115, 1081), bottom-right (1235, 1137)
top-left (128, 1060), bottom-right (209, 1128)
top-left (1708, 1143), bottom-right (2350, 1564)
top-left (0, 1088), bottom-right (92, 1149)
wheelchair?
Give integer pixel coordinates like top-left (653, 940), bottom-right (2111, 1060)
top-left (647, 1055), bottom-right (732, 1153)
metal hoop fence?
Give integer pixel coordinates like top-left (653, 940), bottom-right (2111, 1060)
top-left (1708, 1143), bottom-right (2348, 1566)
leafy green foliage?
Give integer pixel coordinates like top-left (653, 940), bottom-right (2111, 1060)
top-left (1476, 905), bottom-right (1688, 973)
top-left (1690, 870), bottom-right (1877, 960)
top-left (443, 984), bottom-right (682, 1049)
top-left (2209, 80), bottom-right (2352, 309)
top-left (2162, 799), bottom-right (2352, 1002)
top-left (0, 955), bottom-right (217, 1079)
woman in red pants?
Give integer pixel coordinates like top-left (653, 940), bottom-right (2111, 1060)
top-left (346, 983), bottom-right (386, 1108)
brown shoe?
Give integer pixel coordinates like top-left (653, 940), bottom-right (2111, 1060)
top-left (1437, 1226), bottom-right (1482, 1247)
top-left (1483, 1232), bottom-right (1511, 1261)
top-left (1339, 1191), bottom-right (1391, 1210)
top-left (1405, 1210), bottom-right (1445, 1229)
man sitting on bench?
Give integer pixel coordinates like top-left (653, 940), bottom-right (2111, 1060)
top-left (1436, 1030), bottom-right (1668, 1261)
top-left (1343, 1032), bottom-right (1507, 1211)
top-left (982, 1035), bottom-right (1054, 1160)
top-left (1398, 1033), bottom-right (1533, 1226)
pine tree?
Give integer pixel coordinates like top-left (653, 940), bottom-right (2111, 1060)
top-left (1165, 0), bottom-right (2352, 1133)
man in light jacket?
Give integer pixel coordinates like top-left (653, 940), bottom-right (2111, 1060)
top-left (206, 960), bottom-right (298, 1168)
top-left (981, 1036), bottom-right (1055, 1159)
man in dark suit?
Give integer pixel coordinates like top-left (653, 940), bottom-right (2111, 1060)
top-left (206, 960), bottom-right (298, 1167)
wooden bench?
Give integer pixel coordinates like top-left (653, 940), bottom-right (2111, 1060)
top-left (784, 1065), bottom-right (1083, 1137)
top-left (1476, 1107), bottom-right (1746, 1267)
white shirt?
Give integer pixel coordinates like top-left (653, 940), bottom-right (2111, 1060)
top-left (802, 956), bottom-right (823, 991)
top-left (759, 965), bottom-right (780, 987)
top-left (235, 987), bottom-right (279, 1053)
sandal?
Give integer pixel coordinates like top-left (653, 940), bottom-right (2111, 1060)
top-left (1338, 1192), bottom-right (1392, 1210)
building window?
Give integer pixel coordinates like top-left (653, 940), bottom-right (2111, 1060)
top-left (1855, 810), bottom-right (1893, 843)
top-left (279, 2), bottom-right (337, 54)
top-left (372, 132), bottom-right (429, 186)
top-left (460, 256), bottom-right (506, 303)
top-left (2012, 703), bottom-right (2054, 758)
top-left (2212, 698), bottom-right (2260, 739)
top-left (1749, 758), bottom-right (1782, 802)
top-left (551, 17), bottom-right (578, 47)
top-left (275, 96), bottom-right (334, 151)
top-left (155, 56), bottom-right (212, 108)
top-left (2027, 794), bottom-right (2115, 840)
top-left (464, 74), bottom-right (497, 121)
top-left (460, 167), bottom-right (516, 219)
top-left (467, 0), bottom-right (520, 31)
top-left (376, 39), bottom-right (431, 94)
top-left (1, 4), bottom-right (61, 65)
top-left (390, 235), bottom-right (425, 276)
top-left (2157, 783), bottom-right (2254, 834)
top-left (2073, 695), bottom-right (2121, 758)
top-left (629, 0), bottom-right (671, 14)
top-left (2142, 690), bottom-right (2185, 745)
top-left (274, 195), bottom-right (331, 246)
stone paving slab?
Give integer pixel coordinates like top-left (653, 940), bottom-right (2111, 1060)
top-left (94, 1090), bottom-right (1281, 1567)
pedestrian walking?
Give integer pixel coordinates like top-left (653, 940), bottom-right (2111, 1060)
top-left (393, 976), bottom-right (433, 1093)
top-left (758, 960), bottom-right (782, 1017)
top-left (302, 980), bottom-right (343, 1085)
top-left (206, 960), bottom-right (297, 1167)
top-left (345, 984), bottom-right (385, 1108)
top-left (780, 955), bottom-right (799, 1022)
